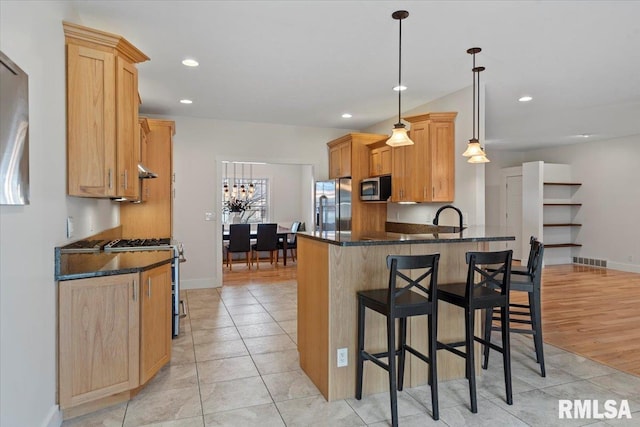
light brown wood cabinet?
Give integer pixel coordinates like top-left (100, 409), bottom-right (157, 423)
top-left (59, 263), bottom-right (172, 413)
top-left (64, 22), bottom-right (149, 198)
top-left (390, 112), bottom-right (457, 203)
top-left (140, 264), bottom-right (172, 384)
top-left (138, 118), bottom-right (151, 202)
top-left (325, 133), bottom-right (389, 232)
top-left (328, 140), bottom-right (351, 179)
top-left (59, 273), bottom-right (140, 409)
top-left (369, 145), bottom-right (392, 176)
top-left (121, 119), bottom-right (175, 238)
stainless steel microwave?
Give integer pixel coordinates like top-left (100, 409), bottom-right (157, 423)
top-left (360, 175), bottom-right (391, 201)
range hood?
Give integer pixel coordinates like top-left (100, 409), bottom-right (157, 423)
top-left (138, 163), bottom-right (158, 179)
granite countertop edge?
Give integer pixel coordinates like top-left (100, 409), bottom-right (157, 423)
top-left (297, 227), bottom-right (515, 247)
top-left (55, 249), bottom-right (175, 282)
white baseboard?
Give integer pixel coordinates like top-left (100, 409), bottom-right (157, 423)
top-left (181, 277), bottom-right (221, 289)
top-left (42, 404), bottom-right (62, 427)
top-left (607, 261), bottom-right (640, 274)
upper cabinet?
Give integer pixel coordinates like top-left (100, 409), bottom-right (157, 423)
top-left (120, 119), bottom-right (175, 238)
top-left (390, 112), bottom-right (457, 203)
top-left (64, 22), bottom-right (149, 198)
top-left (369, 145), bottom-right (392, 177)
top-left (328, 139), bottom-right (351, 179)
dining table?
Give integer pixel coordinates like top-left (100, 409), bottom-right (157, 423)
top-left (222, 224), bottom-right (296, 266)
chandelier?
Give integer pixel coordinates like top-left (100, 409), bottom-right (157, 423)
top-left (223, 162), bottom-right (256, 202)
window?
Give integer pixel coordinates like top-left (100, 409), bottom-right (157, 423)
top-left (222, 177), bottom-right (269, 224)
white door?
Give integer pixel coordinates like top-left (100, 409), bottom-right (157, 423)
top-left (506, 175), bottom-right (523, 260)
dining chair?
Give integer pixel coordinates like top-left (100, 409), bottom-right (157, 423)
top-left (225, 223), bottom-right (251, 270)
top-left (356, 254), bottom-right (441, 426)
top-left (483, 237), bottom-right (546, 376)
top-left (251, 223), bottom-right (279, 268)
top-left (278, 221), bottom-right (299, 263)
top-left (436, 250), bottom-right (513, 413)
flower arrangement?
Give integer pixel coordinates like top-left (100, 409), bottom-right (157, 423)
top-left (224, 197), bottom-right (252, 213)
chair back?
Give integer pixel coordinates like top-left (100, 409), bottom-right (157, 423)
top-left (255, 223), bottom-right (278, 251)
top-left (228, 223), bottom-right (251, 252)
top-left (386, 254), bottom-right (440, 310)
top-left (288, 221), bottom-right (300, 244)
top-left (526, 238), bottom-right (544, 284)
top-left (465, 250), bottom-right (513, 301)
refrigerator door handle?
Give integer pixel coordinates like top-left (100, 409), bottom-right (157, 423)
top-left (318, 195), bottom-right (328, 232)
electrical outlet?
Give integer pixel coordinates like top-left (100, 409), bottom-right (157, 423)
top-left (205, 211), bottom-right (215, 221)
top-left (337, 348), bottom-right (348, 367)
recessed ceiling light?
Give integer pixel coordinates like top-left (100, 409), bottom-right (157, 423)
top-left (181, 59), bottom-right (199, 67)
top-left (518, 95), bottom-right (533, 102)
top-left (577, 134), bottom-right (591, 138)
top-left (180, 99), bottom-right (193, 104)
top-left (341, 113), bottom-right (352, 118)
top-left (393, 85), bottom-right (407, 91)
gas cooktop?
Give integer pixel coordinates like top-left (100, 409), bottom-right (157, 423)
top-left (104, 238), bottom-right (173, 252)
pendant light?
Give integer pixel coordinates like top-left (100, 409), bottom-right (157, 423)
top-left (223, 162), bottom-right (230, 201)
top-left (248, 164), bottom-right (255, 196)
top-left (386, 10), bottom-right (414, 147)
top-left (462, 47), bottom-right (490, 163)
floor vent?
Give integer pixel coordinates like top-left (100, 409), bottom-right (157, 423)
top-left (573, 257), bottom-right (607, 268)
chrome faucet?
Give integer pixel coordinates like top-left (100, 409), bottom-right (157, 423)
top-left (433, 204), bottom-right (463, 230)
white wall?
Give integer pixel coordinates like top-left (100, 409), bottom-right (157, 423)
top-left (0, 2), bottom-right (120, 427)
top-left (364, 85), bottom-right (486, 227)
top-left (169, 115), bottom-right (351, 289)
top-left (486, 135), bottom-right (640, 272)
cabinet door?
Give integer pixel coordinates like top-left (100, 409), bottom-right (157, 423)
top-left (329, 145), bottom-right (342, 179)
top-left (430, 121), bottom-right (455, 202)
top-left (116, 56), bottom-right (140, 199)
top-left (369, 146), bottom-right (392, 176)
top-left (140, 264), bottom-right (172, 384)
top-left (339, 142), bottom-right (351, 177)
top-left (410, 123), bottom-right (430, 202)
top-left (66, 44), bottom-right (117, 197)
top-left (59, 274), bottom-right (139, 409)
top-left (390, 147), bottom-right (407, 202)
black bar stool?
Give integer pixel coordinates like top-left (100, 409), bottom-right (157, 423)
top-left (436, 250), bottom-right (513, 413)
top-left (483, 238), bottom-right (546, 376)
top-left (356, 254), bottom-right (440, 426)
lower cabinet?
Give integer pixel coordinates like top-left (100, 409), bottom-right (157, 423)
top-left (58, 264), bottom-right (172, 412)
top-left (140, 264), bottom-right (172, 383)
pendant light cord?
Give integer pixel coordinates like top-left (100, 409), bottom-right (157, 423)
top-left (397, 17), bottom-right (402, 124)
top-left (472, 52), bottom-right (477, 141)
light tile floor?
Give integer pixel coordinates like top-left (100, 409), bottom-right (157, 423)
top-left (63, 281), bottom-right (640, 426)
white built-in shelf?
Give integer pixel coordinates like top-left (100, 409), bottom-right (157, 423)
top-left (543, 182), bottom-right (582, 186)
top-left (543, 223), bottom-right (582, 227)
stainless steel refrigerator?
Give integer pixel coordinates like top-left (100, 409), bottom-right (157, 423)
top-left (315, 178), bottom-right (352, 233)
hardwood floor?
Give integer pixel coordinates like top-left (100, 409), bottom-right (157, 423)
top-left (223, 262), bottom-right (640, 377)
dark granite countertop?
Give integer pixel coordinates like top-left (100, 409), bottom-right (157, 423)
top-left (55, 250), bottom-right (175, 281)
top-left (297, 226), bottom-right (514, 247)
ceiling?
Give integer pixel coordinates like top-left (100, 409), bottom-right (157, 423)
top-left (72, 0), bottom-right (640, 151)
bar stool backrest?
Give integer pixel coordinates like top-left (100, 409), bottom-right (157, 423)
top-left (386, 254), bottom-right (440, 311)
top-left (465, 250), bottom-right (513, 301)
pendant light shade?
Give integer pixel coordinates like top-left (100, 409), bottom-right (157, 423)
top-left (386, 10), bottom-right (414, 147)
top-left (463, 47), bottom-right (490, 163)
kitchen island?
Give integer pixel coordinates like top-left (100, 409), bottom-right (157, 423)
top-left (297, 227), bottom-right (514, 401)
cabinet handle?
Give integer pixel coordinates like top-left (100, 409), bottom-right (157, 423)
top-left (432, 187), bottom-right (435, 198)
top-left (108, 169), bottom-right (113, 189)
top-left (124, 170), bottom-right (128, 190)
top-left (147, 277), bottom-right (151, 298)
top-left (133, 279), bottom-right (137, 301)
top-left (424, 187), bottom-right (427, 199)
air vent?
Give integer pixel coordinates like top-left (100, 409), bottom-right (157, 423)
top-left (573, 257), bottom-right (607, 268)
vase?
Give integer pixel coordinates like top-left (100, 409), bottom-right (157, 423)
top-left (231, 213), bottom-right (242, 224)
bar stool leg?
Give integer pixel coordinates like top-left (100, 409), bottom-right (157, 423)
top-left (465, 308), bottom-right (478, 413)
top-left (397, 317), bottom-right (407, 391)
top-left (387, 314), bottom-right (398, 427)
top-left (530, 289), bottom-right (546, 377)
top-left (501, 305), bottom-right (513, 405)
top-left (428, 313), bottom-right (439, 420)
top-left (482, 307), bottom-right (493, 369)
top-left (355, 300), bottom-right (365, 400)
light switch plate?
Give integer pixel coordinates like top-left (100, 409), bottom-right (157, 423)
top-left (66, 216), bottom-right (74, 239)
top-left (205, 212), bottom-right (215, 221)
